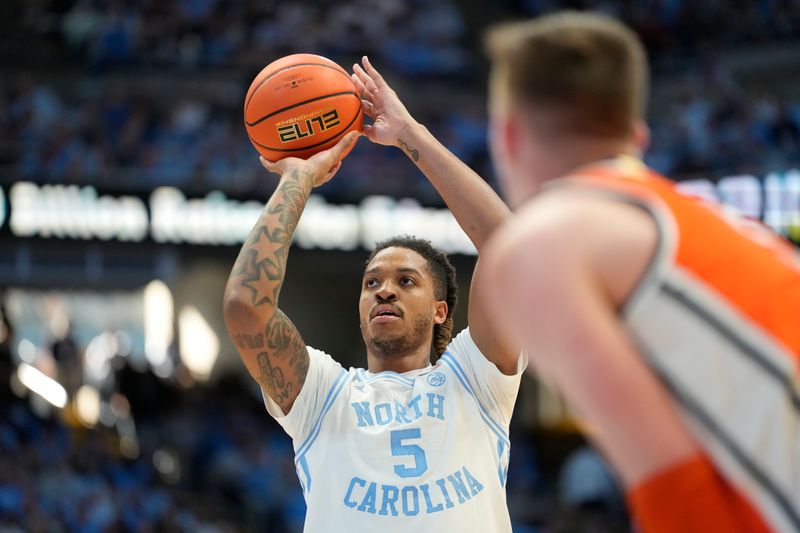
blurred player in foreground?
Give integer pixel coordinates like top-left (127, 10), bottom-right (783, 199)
top-left (481, 11), bottom-right (799, 533)
top-left (223, 58), bottom-right (524, 531)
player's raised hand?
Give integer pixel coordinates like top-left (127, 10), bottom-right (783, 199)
top-left (259, 131), bottom-right (359, 188)
top-left (352, 56), bottom-right (417, 147)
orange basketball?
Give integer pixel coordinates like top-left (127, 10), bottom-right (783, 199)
top-left (244, 54), bottom-right (363, 161)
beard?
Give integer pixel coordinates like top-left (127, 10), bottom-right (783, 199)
top-left (368, 315), bottom-right (431, 358)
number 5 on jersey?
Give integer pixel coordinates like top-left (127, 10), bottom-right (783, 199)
top-left (391, 428), bottom-right (428, 478)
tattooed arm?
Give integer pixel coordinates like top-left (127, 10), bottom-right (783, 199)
top-left (352, 57), bottom-right (518, 374)
top-left (223, 132), bottom-right (359, 413)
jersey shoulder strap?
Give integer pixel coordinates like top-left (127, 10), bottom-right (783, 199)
top-left (553, 157), bottom-right (800, 358)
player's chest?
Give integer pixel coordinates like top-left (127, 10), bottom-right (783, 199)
top-left (344, 369), bottom-right (456, 430)
top-left (321, 369), bottom-right (483, 457)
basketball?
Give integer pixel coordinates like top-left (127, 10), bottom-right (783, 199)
top-left (244, 53), bottom-right (363, 161)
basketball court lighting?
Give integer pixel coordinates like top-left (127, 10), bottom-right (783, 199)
top-left (17, 339), bottom-right (36, 364)
top-left (84, 333), bottom-right (114, 382)
top-left (143, 279), bottom-right (174, 370)
top-left (16, 363), bottom-right (67, 408)
top-left (120, 435), bottom-right (140, 459)
top-left (75, 384), bottom-right (100, 428)
top-left (153, 448), bottom-right (181, 484)
top-left (178, 305), bottom-right (219, 381)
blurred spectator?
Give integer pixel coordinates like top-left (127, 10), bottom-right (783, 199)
top-left (2, 0), bottom-right (798, 201)
top-left (522, 445), bottom-right (629, 532)
top-left (559, 446), bottom-right (625, 513)
top-left (7, 69), bottom-right (798, 199)
top-left (0, 373), bottom-right (297, 532)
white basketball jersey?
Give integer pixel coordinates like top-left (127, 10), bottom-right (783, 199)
top-left (263, 328), bottom-right (526, 532)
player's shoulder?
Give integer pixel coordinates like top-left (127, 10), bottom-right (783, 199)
top-left (306, 345), bottom-right (351, 380)
top-left (442, 327), bottom-right (523, 376)
top-left (485, 186), bottom-right (660, 305)
top-left (523, 185), bottom-right (653, 234)
top-left (443, 327), bottom-right (476, 355)
top-left (494, 187), bottom-right (657, 264)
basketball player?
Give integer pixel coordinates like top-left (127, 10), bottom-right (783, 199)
top-left (222, 58), bottom-right (525, 531)
top-left (480, 11), bottom-right (799, 533)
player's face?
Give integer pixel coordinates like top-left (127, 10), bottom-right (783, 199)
top-left (359, 247), bottom-right (446, 358)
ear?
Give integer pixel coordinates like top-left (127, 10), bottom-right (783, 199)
top-left (490, 113), bottom-right (521, 161)
top-left (433, 301), bottom-right (448, 325)
top-left (633, 119), bottom-right (650, 154)
top-left (506, 115), bottom-right (524, 160)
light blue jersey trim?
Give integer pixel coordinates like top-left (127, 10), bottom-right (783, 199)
top-left (355, 368), bottom-right (415, 387)
top-left (440, 353), bottom-right (510, 448)
top-left (297, 455), bottom-right (312, 495)
top-left (295, 369), bottom-right (351, 460)
top-left (496, 440), bottom-right (508, 488)
top-left (440, 352), bottom-right (512, 488)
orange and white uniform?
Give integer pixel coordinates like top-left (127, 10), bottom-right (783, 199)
top-left (554, 156), bottom-right (800, 533)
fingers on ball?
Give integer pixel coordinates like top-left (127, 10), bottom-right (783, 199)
top-left (361, 100), bottom-right (375, 117)
top-left (352, 74), bottom-right (370, 99)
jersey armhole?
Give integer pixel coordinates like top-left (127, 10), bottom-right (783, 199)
top-left (546, 180), bottom-right (678, 318)
top-left (262, 347), bottom-right (346, 447)
top-left (617, 197), bottom-right (677, 318)
top-left (262, 346), bottom-right (326, 421)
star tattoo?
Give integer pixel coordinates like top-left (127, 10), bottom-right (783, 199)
top-left (250, 229), bottom-right (285, 267)
top-left (262, 210), bottom-right (285, 239)
top-left (243, 265), bottom-right (282, 306)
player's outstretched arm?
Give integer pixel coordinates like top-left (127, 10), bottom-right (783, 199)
top-left (353, 56), bottom-right (508, 250)
top-left (353, 56), bottom-right (518, 373)
top-left (223, 132), bottom-right (358, 413)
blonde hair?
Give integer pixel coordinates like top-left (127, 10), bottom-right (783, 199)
top-left (486, 11), bottom-right (648, 139)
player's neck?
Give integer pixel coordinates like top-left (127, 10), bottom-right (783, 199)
top-left (542, 137), bottom-right (639, 184)
top-left (365, 346), bottom-right (432, 374)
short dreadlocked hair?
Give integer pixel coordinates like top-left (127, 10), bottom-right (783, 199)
top-left (365, 236), bottom-right (458, 359)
